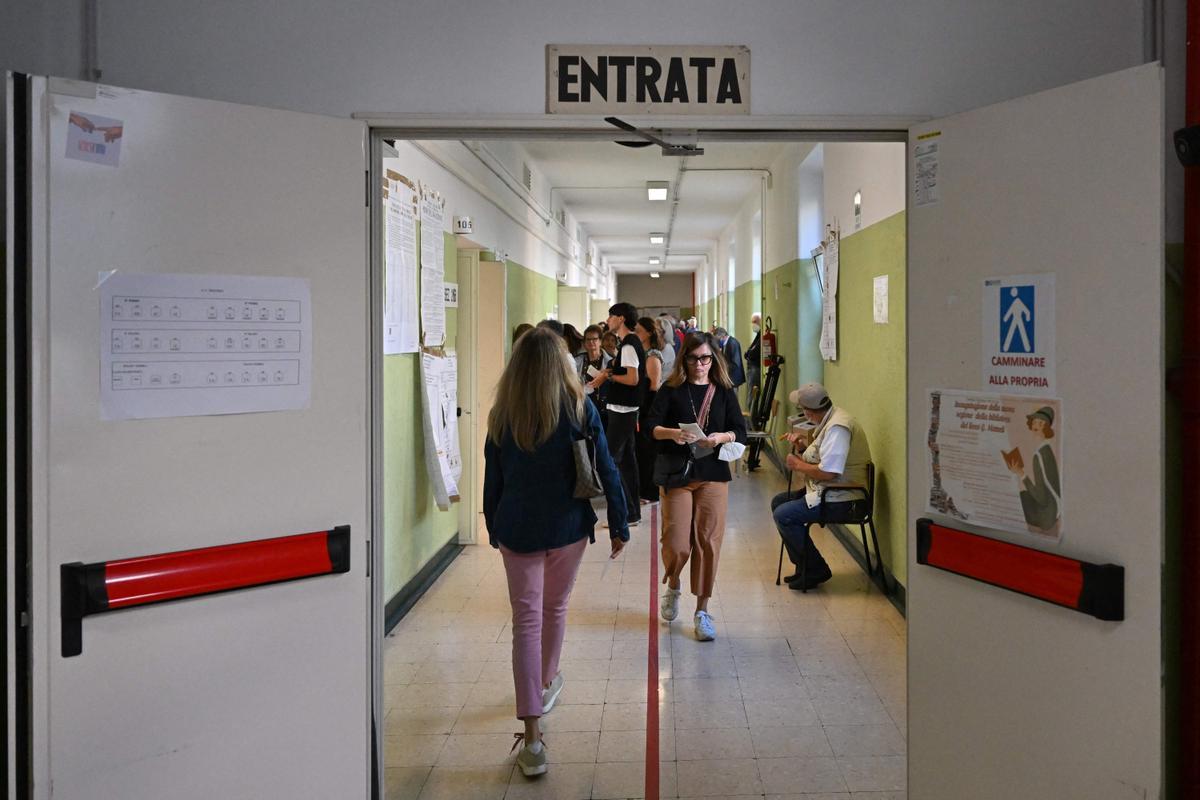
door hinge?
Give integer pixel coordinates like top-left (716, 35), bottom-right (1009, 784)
top-left (365, 539), bottom-right (371, 577)
top-left (19, 611), bottom-right (30, 627)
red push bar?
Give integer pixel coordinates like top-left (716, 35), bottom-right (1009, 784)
top-left (916, 519), bottom-right (1123, 621)
top-left (61, 525), bottom-right (350, 657)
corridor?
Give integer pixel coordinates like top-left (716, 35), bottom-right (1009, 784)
top-left (382, 471), bottom-right (907, 799)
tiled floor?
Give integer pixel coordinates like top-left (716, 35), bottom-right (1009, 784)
top-left (383, 469), bottom-right (907, 800)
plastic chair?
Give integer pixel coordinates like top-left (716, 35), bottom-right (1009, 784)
top-left (775, 462), bottom-right (890, 594)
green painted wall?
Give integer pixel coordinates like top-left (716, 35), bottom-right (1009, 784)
top-left (822, 211), bottom-right (907, 588)
top-left (734, 280), bottom-right (760, 347)
top-left (762, 259), bottom-right (823, 441)
top-left (505, 260), bottom-right (558, 356)
top-left (383, 231), bottom-right (461, 599)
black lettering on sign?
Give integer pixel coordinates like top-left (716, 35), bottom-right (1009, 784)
top-left (689, 57), bottom-right (716, 103)
top-left (716, 58), bottom-right (742, 104)
top-left (580, 55), bottom-right (608, 102)
top-left (558, 55), bottom-right (580, 102)
top-left (636, 57), bottom-right (662, 103)
top-left (663, 57), bottom-right (688, 103)
top-left (609, 55), bottom-right (635, 103)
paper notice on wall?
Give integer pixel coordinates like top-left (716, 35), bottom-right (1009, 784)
top-left (926, 389), bottom-right (1063, 542)
top-left (873, 275), bottom-right (889, 324)
top-left (420, 350), bottom-right (461, 509)
top-left (913, 131), bottom-right (941, 207)
top-left (419, 188), bottom-right (446, 346)
top-left (819, 234), bottom-right (839, 360)
top-left (99, 273), bottom-right (311, 420)
top-left (384, 179), bottom-right (420, 354)
top-left (66, 111), bottom-right (124, 167)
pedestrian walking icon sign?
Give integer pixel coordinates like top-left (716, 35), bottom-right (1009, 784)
top-left (1000, 285), bottom-right (1035, 353)
top-left (982, 273), bottom-right (1055, 395)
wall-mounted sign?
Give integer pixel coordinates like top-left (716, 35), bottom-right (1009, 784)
top-left (981, 273), bottom-right (1055, 395)
top-left (547, 45), bottom-right (750, 115)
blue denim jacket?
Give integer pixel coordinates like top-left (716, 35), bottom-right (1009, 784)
top-left (483, 398), bottom-right (629, 553)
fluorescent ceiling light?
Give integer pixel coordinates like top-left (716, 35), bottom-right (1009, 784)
top-left (649, 257), bottom-right (661, 265)
top-left (646, 181), bottom-right (669, 201)
top-left (649, 233), bottom-right (665, 244)
top-left (650, 272), bottom-right (661, 279)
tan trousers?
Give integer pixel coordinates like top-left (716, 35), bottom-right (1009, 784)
top-left (660, 480), bottom-right (729, 598)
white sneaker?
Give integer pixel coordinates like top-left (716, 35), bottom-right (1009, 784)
top-left (694, 610), bottom-right (716, 641)
top-left (512, 734), bottom-right (547, 777)
top-left (660, 587), bottom-right (682, 622)
top-left (541, 672), bottom-right (564, 714)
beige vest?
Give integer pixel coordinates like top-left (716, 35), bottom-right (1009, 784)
top-left (803, 406), bottom-right (871, 502)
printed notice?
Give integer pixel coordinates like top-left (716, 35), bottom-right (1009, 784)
top-left (926, 389), bottom-right (1063, 542)
top-left (819, 234), bottom-right (839, 361)
top-left (420, 189), bottom-right (446, 346)
top-left (981, 273), bottom-right (1055, 395)
top-left (67, 111), bottom-right (124, 167)
top-left (100, 273), bottom-right (312, 420)
top-left (421, 350), bottom-right (462, 509)
top-left (384, 176), bottom-right (420, 354)
top-left (873, 275), bottom-right (889, 324)
top-left (913, 131), bottom-right (940, 207)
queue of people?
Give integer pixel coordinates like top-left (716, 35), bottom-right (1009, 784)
top-left (493, 308), bottom-right (870, 777)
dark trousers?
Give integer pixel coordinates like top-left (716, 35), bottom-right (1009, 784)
top-left (606, 410), bottom-right (641, 522)
top-left (770, 490), bottom-right (864, 572)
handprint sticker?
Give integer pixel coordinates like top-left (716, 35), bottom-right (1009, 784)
top-left (66, 110), bottom-right (124, 167)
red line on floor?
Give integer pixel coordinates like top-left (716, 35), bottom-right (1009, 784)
top-left (645, 502), bottom-right (660, 800)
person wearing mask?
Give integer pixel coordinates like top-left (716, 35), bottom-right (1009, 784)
top-left (714, 327), bottom-right (746, 389)
top-left (647, 332), bottom-right (748, 641)
top-left (603, 302), bottom-right (648, 526)
top-left (575, 324), bottom-right (611, 420)
top-left (744, 313), bottom-right (762, 398)
top-left (772, 382), bottom-right (871, 590)
top-left (635, 317), bottom-right (666, 503)
top-left (484, 327), bottom-right (629, 777)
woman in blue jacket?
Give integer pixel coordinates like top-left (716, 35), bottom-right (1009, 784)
top-left (483, 327), bottom-right (629, 777)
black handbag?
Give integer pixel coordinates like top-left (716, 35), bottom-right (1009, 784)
top-left (652, 451), bottom-right (694, 488)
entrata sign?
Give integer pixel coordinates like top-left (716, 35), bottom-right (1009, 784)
top-left (547, 45), bottom-right (750, 115)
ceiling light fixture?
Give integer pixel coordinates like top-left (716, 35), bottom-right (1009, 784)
top-left (650, 272), bottom-right (661, 279)
top-left (649, 257), bottom-right (661, 265)
top-left (649, 233), bottom-right (665, 245)
top-left (646, 181), bottom-right (669, 201)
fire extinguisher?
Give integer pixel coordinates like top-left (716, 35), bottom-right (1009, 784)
top-left (761, 316), bottom-right (778, 367)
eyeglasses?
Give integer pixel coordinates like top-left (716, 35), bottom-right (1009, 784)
top-left (685, 354), bottom-right (714, 365)
top-left (585, 337), bottom-right (600, 342)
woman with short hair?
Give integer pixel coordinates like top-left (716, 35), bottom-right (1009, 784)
top-left (646, 332), bottom-right (747, 641)
top-left (484, 327), bottom-right (629, 776)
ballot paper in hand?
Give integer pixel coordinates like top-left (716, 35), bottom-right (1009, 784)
top-left (681, 422), bottom-right (713, 458)
top-left (586, 365), bottom-right (602, 379)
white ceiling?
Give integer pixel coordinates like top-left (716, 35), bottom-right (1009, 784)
top-left (516, 140), bottom-right (788, 275)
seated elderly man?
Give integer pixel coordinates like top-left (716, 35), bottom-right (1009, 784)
top-left (771, 382), bottom-right (871, 590)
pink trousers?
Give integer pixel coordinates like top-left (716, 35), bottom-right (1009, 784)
top-left (499, 538), bottom-right (588, 718)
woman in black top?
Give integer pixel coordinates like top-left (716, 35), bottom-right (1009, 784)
top-left (646, 332), bottom-right (748, 641)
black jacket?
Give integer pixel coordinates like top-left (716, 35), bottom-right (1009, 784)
top-left (721, 336), bottom-right (746, 387)
top-left (645, 381), bottom-right (748, 482)
top-left (606, 332), bottom-right (647, 408)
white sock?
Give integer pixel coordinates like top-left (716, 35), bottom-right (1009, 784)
top-left (527, 740), bottom-right (544, 754)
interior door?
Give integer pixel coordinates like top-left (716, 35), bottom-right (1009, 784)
top-left (474, 259), bottom-right (506, 541)
top-left (907, 64), bottom-right (1163, 797)
top-left (10, 75), bottom-right (371, 799)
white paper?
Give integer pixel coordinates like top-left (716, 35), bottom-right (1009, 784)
top-left (100, 273), bottom-right (311, 420)
top-left (384, 180), bottom-right (420, 354)
top-left (981, 273), bottom-right (1055, 395)
top-left (444, 282), bottom-right (459, 308)
top-left (819, 234), bottom-right (839, 361)
top-left (926, 389), bottom-right (1063, 542)
top-left (586, 365), bottom-right (602, 379)
top-left (420, 350), bottom-right (462, 509)
top-left (66, 110), bottom-right (123, 167)
top-left (873, 275), bottom-right (889, 324)
top-left (419, 189), bottom-right (446, 346)
top-left (914, 134), bottom-right (941, 207)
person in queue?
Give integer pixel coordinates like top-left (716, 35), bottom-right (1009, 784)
top-left (713, 326), bottom-right (745, 389)
top-left (634, 316), bottom-right (666, 504)
top-left (483, 327), bottom-right (629, 777)
top-left (647, 332), bottom-right (747, 641)
top-left (600, 330), bottom-right (619, 359)
top-left (771, 382), bottom-right (871, 591)
top-left (602, 302), bottom-right (648, 526)
top-left (655, 315), bottom-right (677, 376)
top-left (512, 322), bottom-right (534, 344)
top-left (562, 322), bottom-right (585, 356)
top-left (744, 313), bottom-right (762, 398)
top-left (575, 324), bottom-right (611, 419)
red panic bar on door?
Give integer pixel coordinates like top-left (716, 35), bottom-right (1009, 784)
top-left (916, 519), bottom-right (1123, 621)
top-left (61, 525), bottom-right (350, 657)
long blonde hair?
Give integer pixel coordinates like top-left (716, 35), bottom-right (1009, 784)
top-left (665, 332), bottom-right (733, 389)
top-left (488, 327), bottom-right (586, 451)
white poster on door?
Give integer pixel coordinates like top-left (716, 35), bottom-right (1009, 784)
top-left (419, 189), bottom-right (446, 346)
top-left (99, 273), bottom-right (312, 420)
top-left (421, 350), bottom-right (461, 509)
top-left (926, 389), bottom-right (1063, 542)
top-left (384, 178), bottom-right (420, 354)
top-left (982, 273), bottom-right (1055, 395)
